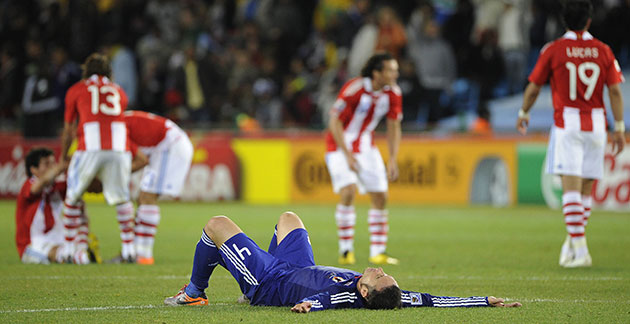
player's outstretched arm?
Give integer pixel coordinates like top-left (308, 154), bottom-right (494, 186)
top-left (516, 82), bottom-right (542, 135)
top-left (488, 296), bottom-right (522, 307)
top-left (291, 301), bottom-right (312, 313)
top-left (608, 83), bottom-right (625, 156)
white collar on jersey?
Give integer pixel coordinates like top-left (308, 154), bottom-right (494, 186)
top-left (362, 77), bottom-right (390, 94)
top-left (562, 30), bottom-right (593, 40)
top-left (87, 74), bottom-right (111, 83)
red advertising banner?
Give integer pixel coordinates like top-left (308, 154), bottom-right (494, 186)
top-left (0, 135), bottom-right (60, 199)
top-left (0, 133), bottom-right (240, 201)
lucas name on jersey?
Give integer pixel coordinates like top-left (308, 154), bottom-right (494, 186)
top-left (566, 46), bottom-right (599, 59)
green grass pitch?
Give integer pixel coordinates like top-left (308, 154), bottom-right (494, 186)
top-left (1, 201), bottom-right (629, 323)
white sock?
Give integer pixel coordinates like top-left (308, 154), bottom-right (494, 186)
top-left (368, 209), bottom-right (388, 257)
top-left (335, 204), bottom-right (355, 254)
top-left (116, 202), bottom-right (136, 259)
top-left (135, 204), bottom-right (160, 259)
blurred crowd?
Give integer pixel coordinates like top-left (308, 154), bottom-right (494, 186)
top-left (1, 0), bottom-right (630, 137)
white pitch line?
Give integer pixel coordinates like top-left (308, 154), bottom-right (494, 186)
top-left (3, 275), bottom-right (233, 280)
top-left (0, 303), bottom-right (231, 314)
top-left (405, 275), bottom-right (625, 281)
top-left (506, 298), bottom-right (630, 304)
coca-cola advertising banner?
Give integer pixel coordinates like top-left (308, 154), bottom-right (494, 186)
top-left (540, 142), bottom-right (630, 211)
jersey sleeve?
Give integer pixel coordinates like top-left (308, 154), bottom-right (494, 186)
top-left (330, 79), bottom-right (362, 121)
top-left (528, 43), bottom-right (554, 85)
top-left (64, 85), bottom-right (79, 123)
top-left (20, 179), bottom-right (41, 201)
top-left (387, 86), bottom-right (403, 121)
top-left (604, 46), bottom-right (625, 85)
top-left (401, 290), bottom-right (489, 308)
top-left (297, 291), bottom-right (362, 311)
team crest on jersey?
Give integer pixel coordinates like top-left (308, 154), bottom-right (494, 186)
top-left (331, 276), bottom-right (344, 283)
top-left (409, 293), bottom-right (423, 305)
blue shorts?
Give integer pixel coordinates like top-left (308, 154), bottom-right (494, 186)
top-left (218, 228), bottom-right (314, 304)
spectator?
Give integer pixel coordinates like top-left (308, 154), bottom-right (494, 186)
top-left (468, 29), bottom-right (505, 133)
top-left (374, 6), bottom-right (407, 60)
top-left (407, 18), bottom-right (456, 129)
top-left (498, 0), bottom-right (528, 95)
top-left (0, 46), bottom-right (21, 127)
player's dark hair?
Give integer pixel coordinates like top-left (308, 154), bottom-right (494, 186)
top-left (561, 0), bottom-right (593, 31)
top-left (25, 147), bottom-right (54, 177)
top-left (365, 285), bottom-right (403, 310)
top-left (82, 53), bottom-right (111, 79)
top-left (361, 52), bottom-right (394, 78)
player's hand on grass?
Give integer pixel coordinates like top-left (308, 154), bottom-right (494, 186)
top-left (291, 301), bottom-right (312, 313)
top-left (611, 131), bottom-right (625, 156)
top-left (488, 296), bottom-right (522, 307)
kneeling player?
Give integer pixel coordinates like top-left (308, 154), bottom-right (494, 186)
top-left (15, 148), bottom-right (99, 264)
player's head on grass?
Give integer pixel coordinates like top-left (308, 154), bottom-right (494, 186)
top-left (25, 147), bottom-right (55, 178)
top-left (82, 53), bottom-right (112, 79)
top-left (358, 267), bottom-right (402, 310)
top-left (361, 52), bottom-right (399, 90)
top-left (562, 0), bottom-right (593, 31)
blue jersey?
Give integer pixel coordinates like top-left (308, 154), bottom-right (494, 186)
top-left (219, 230), bottom-right (490, 310)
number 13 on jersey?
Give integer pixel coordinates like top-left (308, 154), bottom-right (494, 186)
top-left (87, 85), bottom-right (122, 115)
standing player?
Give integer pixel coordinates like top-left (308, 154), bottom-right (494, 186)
top-left (16, 147), bottom-right (97, 264)
top-left (124, 110), bottom-right (194, 265)
top-left (516, 0), bottom-right (625, 268)
top-left (325, 52), bottom-right (402, 265)
top-left (61, 53), bottom-right (136, 262)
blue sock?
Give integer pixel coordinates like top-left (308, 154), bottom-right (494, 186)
top-left (186, 230), bottom-right (223, 297)
top-left (267, 225), bottom-right (278, 256)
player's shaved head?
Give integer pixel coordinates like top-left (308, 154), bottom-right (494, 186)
top-left (82, 53), bottom-right (112, 79)
top-left (562, 0), bottom-right (593, 31)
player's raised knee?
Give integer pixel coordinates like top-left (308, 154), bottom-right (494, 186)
top-left (204, 215), bottom-right (229, 232)
top-left (278, 211), bottom-right (305, 230)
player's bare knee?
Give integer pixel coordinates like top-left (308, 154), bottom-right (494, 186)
top-left (278, 211), bottom-right (304, 229)
top-left (205, 215), bottom-right (229, 234)
top-left (278, 212), bottom-right (305, 235)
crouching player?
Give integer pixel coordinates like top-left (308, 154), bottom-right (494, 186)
top-left (164, 212), bottom-right (521, 311)
top-left (124, 110), bottom-right (193, 265)
top-left (15, 148), bottom-right (100, 264)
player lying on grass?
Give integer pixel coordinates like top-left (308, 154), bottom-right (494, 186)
top-left (164, 212), bottom-right (521, 311)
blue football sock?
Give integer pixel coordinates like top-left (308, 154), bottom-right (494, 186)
top-left (188, 230), bottom-right (223, 296)
top-left (185, 282), bottom-right (204, 298)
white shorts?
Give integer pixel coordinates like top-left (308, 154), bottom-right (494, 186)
top-left (139, 126), bottom-right (193, 197)
top-left (21, 227), bottom-right (65, 264)
top-left (325, 146), bottom-right (388, 194)
top-left (66, 150), bottom-right (132, 205)
top-left (546, 124), bottom-right (607, 179)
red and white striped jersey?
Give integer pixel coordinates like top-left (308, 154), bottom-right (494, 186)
top-left (64, 75), bottom-right (129, 151)
top-left (529, 31), bottom-right (624, 131)
top-left (124, 110), bottom-right (170, 148)
top-left (15, 177), bottom-right (66, 258)
top-left (326, 77), bottom-right (403, 152)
